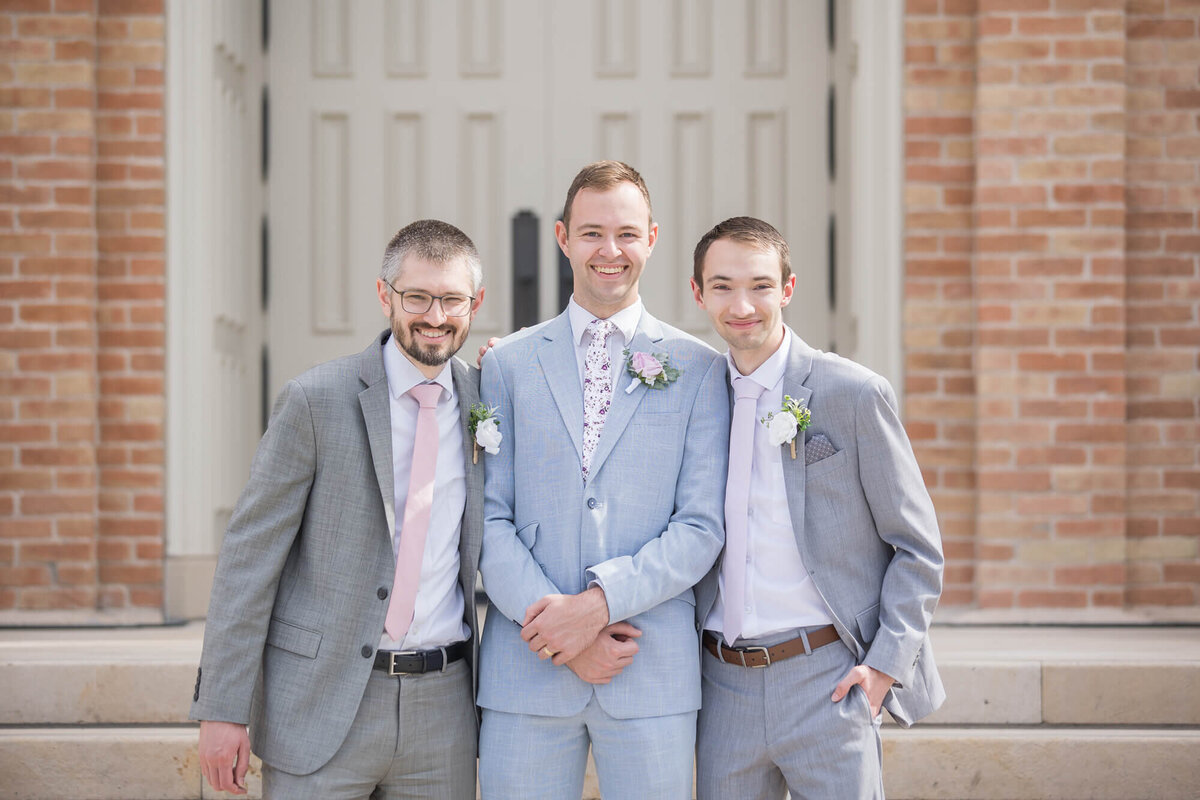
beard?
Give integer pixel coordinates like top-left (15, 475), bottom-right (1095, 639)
top-left (390, 306), bottom-right (469, 369)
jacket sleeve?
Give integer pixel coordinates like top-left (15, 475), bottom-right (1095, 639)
top-left (189, 379), bottom-right (317, 724)
top-left (477, 350), bottom-right (562, 623)
top-left (855, 375), bottom-right (944, 688)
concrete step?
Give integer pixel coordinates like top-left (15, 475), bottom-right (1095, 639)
top-left (3, 624), bottom-right (1199, 726)
top-left (883, 727), bottom-right (1200, 800)
top-left (3, 726), bottom-right (1198, 800)
top-left (2, 624), bottom-right (1198, 799)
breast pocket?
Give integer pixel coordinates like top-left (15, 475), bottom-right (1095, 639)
top-left (805, 447), bottom-right (848, 480)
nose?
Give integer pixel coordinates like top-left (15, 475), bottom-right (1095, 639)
top-left (731, 290), bottom-right (754, 315)
top-left (421, 301), bottom-right (447, 326)
top-left (598, 235), bottom-right (620, 258)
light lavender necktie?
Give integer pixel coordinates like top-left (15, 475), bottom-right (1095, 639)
top-left (385, 382), bottom-right (442, 641)
top-left (581, 318), bottom-right (615, 480)
top-left (722, 375), bottom-right (765, 642)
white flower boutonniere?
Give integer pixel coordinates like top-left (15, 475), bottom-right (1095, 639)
top-left (761, 395), bottom-right (811, 460)
top-left (468, 402), bottom-right (502, 463)
top-left (622, 349), bottom-right (682, 394)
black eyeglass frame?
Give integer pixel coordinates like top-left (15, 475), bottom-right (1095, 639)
top-left (384, 279), bottom-right (476, 317)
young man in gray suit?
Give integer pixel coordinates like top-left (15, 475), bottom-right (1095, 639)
top-left (477, 162), bottom-right (729, 798)
top-left (690, 217), bottom-right (945, 799)
top-left (192, 220), bottom-right (486, 799)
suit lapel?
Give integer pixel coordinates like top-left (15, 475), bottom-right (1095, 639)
top-left (586, 312), bottom-right (665, 481)
top-left (451, 357), bottom-right (482, 588)
top-left (537, 312), bottom-right (586, 465)
top-left (359, 331), bottom-right (396, 539)
top-left (781, 332), bottom-right (816, 553)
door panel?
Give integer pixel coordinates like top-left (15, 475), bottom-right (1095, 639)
top-left (269, 0), bottom-right (829, 397)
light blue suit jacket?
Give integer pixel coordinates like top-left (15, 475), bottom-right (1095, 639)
top-left (478, 309), bottom-right (729, 719)
top-left (696, 331), bottom-right (945, 727)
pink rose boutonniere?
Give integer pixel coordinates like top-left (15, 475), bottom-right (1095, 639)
top-left (622, 349), bottom-right (682, 393)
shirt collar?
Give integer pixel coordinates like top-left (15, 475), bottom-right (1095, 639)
top-left (383, 332), bottom-right (456, 401)
top-left (725, 325), bottom-right (791, 392)
top-left (568, 296), bottom-right (643, 348)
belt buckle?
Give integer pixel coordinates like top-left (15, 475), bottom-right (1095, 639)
top-left (387, 651), bottom-right (413, 676)
top-left (740, 645), bottom-right (771, 668)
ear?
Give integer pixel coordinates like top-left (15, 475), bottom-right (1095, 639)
top-left (690, 277), bottom-right (706, 309)
top-left (468, 286), bottom-right (485, 322)
top-left (779, 273), bottom-right (797, 308)
top-left (555, 219), bottom-right (569, 257)
top-left (646, 221), bottom-right (659, 252)
top-left (377, 278), bottom-right (392, 318)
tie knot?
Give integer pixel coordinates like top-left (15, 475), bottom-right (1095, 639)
top-left (733, 377), bottom-right (765, 400)
top-left (587, 318), bottom-right (615, 344)
top-left (409, 382), bottom-right (441, 408)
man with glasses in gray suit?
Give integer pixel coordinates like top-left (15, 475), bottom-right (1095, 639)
top-left (192, 220), bottom-right (486, 799)
top-left (690, 217), bottom-right (945, 800)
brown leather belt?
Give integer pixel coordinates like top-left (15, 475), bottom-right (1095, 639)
top-left (703, 626), bottom-right (839, 668)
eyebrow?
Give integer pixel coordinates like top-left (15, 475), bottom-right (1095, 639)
top-left (575, 223), bottom-right (644, 233)
top-left (705, 273), bottom-right (778, 284)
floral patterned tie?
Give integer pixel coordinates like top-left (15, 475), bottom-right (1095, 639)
top-left (581, 318), bottom-right (615, 480)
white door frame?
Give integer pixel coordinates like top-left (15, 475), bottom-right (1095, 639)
top-left (846, 0), bottom-right (905, 394)
top-left (164, 0), bottom-right (264, 619)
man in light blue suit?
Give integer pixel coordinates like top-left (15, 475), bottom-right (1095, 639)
top-left (477, 161), bottom-right (729, 799)
top-left (690, 217), bottom-right (945, 800)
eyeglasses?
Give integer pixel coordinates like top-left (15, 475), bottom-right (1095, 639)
top-left (384, 279), bottom-right (475, 317)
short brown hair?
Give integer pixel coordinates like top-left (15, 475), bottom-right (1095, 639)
top-left (380, 219), bottom-right (482, 291)
top-left (692, 216), bottom-right (791, 289)
top-left (561, 160), bottom-right (653, 231)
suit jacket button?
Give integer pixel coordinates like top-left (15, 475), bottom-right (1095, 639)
top-left (587, 497), bottom-right (597, 509)
top-left (361, 645), bottom-right (373, 658)
top-left (377, 587), bottom-right (388, 600)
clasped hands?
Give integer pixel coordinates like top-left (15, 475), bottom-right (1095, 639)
top-left (520, 587), bottom-right (640, 685)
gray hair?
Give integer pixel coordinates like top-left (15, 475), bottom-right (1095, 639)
top-left (380, 219), bottom-right (483, 292)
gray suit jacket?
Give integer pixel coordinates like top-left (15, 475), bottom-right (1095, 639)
top-left (696, 331), bottom-right (945, 727)
top-left (190, 331), bottom-right (483, 775)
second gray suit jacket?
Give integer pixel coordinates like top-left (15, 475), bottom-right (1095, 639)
top-left (190, 331), bottom-right (483, 775)
top-left (696, 330), bottom-right (945, 727)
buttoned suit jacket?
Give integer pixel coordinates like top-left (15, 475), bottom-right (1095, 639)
top-left (189, 331), bottom-right (483, 775)
top-left (477, 309), bottom-right (729, 719)
top-left (696, 331), bottom-right (945, 727)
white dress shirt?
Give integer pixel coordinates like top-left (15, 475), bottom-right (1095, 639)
top-left (379, 337), bottom-right (470, 652)
top-left (705, 329), bottom-right (832, 642)
top-left (567, 296), bottom-right (643, 397)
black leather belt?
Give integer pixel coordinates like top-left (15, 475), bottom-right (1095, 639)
top-left (373, 641), bottom-right (469, 675)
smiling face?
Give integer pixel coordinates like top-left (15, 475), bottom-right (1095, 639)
top-left (555, 182), bottom-right (658, 319)
top-left (376, 254), bottom-right (484, 378)
top-left (691, 237), bottom-right (795, 375)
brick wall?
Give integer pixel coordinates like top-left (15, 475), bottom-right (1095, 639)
top-left (0, 0), bottom-right (165, 615)
top-left (906, 0), bottom-right (1199, 613)
top-left (1125, 1), bottom-right (1200, 606)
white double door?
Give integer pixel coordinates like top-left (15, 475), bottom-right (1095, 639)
top-left (268, 0), bottom-right (832, 397)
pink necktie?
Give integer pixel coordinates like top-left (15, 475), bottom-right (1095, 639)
top-left (722, 376), bottom-right (765, 643)
top-left (385, 382), bottom-right (442, 641)
top-left (581, 318), bottom-right (615, 480)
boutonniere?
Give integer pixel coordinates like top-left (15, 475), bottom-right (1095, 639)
top-left (761, 395), bottom-right (811, 460)
top-left (468, 402), bottom-right (502, 464)
top-left (621, 349), bottom-right (682, 394)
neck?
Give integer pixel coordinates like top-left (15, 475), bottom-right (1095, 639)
top-left (729, 325), bottom-right (786, 376)
top-left (575, 294), bottom-right (638, 321)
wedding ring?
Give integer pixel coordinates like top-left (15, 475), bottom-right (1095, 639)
top-left (541, 646), bottom-right (557, 657)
